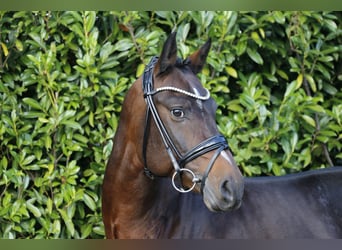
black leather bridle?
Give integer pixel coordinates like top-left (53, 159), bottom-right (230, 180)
top-left (142, 56), bottom-right (229, 194)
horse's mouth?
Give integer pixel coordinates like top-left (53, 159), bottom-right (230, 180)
top-left (204, 197), bottom-right (242, 212)
top-left (202, 186), bottom-right (242, 212)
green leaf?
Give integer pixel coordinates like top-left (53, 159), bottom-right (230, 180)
top-left (296, 74), bottom-right (303, 88)
top-left (276, 69), bottom-right (289, 80)
top-left (323, 83), bottom-right (337, 95)
top-left (324, 19), bottom-right (337, 32)
top-left (28, 32), bottom-right (45, 49)
top-left (336, 153), bottom-right (342, 159)
top-left (239, 93), bottom-right (255, 109)
top-left (46, 198), bottom-right (53, 215)
top-left (306, 105), bottom-right (325, 113)
top-left (280, 137), bottom-right (291, 155)
top-left (258, 105), bottom-right (268, 125)
top-left (83, 193), bottom-right (96, 211)
top-left (85, 11), bottom-right (96, 33)
top-left (93, 226), bottom-right (105, 236)
top-left (319, 130), bottom-right (337, 137)
top-left (227, 103), bottom-right (243, 112)
top-left (1, 157), bottom-right (8, 169)
top-left (251, 31), bottom-right (262, 46)
top-left (99, 42), bottom-right (114, 61)
top-left (1, 42), bottom-right (9, 56)
top-left (247, 48), bottom-right (263, 65)
top-left (305, 75), bottom-right (316, 93)
top-left (284, 80), bottom-right (297, 100)
top-left (236, 39), bottom-right (247, 56)
top-left (52, 220), bottom-right (61, 235)
top-left (71, 23), bottom-right (84, 39)
top-left (136, 63), bottom-right (145, 78)
top-left (301, 148), bottom-right (311, 167)
top-left (81, 224), bottom-right (93, 239)
top-left (15, 40), bottom-right (24, 51)
top-left (290, 132), bottom-right (298, 153)
top-left (114, 39), bottom-right (134, 52)
top-left (302, 115), bottom-right (316, 127)
top-left (226, 11), bottom-right (238, 32)
top-left (26, 200), bottom-right (42, 218)
top-left (60, 110), bottom-right (76, 121)
top-left (60, 120), bottom-right (83, 132)
top-left (58, 208), bottom-right (75, 236)
top-left (271, 163), bottom-right (283, 176)
top-left (21, 155), bottom-right (35, 166)
top-left (100, 58), bottom-right (120, 70)
top-left (225, 66), bottom-right (238, 78)
top-left (273, 11), bottom-right (285, 24)
top-left (316, 63), bottom-right (331, 80)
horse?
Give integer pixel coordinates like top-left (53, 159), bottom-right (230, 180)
top-left (102, 32), bottom-right (342, 239)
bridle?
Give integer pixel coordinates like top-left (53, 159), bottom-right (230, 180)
top-left (142, 56), bottom-right (229, 194)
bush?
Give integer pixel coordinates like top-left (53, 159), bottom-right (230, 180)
top-left (0, 11), bottom-right (341, 238)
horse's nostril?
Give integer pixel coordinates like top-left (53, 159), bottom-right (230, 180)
top-left (221, 180), bottom-right (233, 200)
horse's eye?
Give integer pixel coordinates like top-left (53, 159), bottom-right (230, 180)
top-left (171, 108), bottom-right (184, 118)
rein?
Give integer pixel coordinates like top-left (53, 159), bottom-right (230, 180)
top-left (142, 56), bottom-right (229, 194)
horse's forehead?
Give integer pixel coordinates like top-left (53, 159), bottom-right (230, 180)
top-left (164, 68), bottom-right (204, 92)
top-left (164, 69), bottom-right (207, 110)
top-left (154, 68), bottom-right (208, 112)
top-left (192, 86), bottom-right (204, 110)
top-left (181, 71), bottom-right (207, 110)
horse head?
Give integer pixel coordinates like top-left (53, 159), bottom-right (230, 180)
top-left (139, 32), bottom-right (244, 211)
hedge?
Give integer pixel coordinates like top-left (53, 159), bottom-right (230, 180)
top-left (0, 11), bottom-right (341, 238)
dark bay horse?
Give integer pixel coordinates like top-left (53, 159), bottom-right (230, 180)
top-left (102, 32), bottom-right (342, 238)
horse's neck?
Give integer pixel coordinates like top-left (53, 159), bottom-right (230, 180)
top-left (110, 150), bottom-right (178, 237)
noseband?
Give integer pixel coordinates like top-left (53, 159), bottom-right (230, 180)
top-left (142, 56), bottom-right (229, 194)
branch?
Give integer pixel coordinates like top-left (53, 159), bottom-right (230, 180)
top-left (301, 65), bottom-right (334, 167)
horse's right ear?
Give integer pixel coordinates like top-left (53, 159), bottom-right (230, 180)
top-left (156, 32), bottom-right (178, 74)
top-left (187, 38), bottom-right (211, 74)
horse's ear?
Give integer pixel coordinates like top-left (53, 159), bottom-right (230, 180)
top-left (156, 32), bottom-right (178, 74)
top-left (187, 38), bottom-right (211, 74)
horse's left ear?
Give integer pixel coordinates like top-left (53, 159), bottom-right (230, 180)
top-left (156, 32), bottom-right (178, 75)
top-left (187, 38), bottom-right (211, 74)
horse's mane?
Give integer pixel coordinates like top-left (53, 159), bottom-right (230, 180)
top-left (175, 57), bottom-right (191, 68)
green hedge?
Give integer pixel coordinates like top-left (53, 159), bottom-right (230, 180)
top-left (0, 11), bottom-right (341, 238)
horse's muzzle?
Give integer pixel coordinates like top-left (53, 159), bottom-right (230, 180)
top-left (202, 169), bottom-right (244, 212)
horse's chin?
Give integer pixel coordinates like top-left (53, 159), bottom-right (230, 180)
top-left (202, 187), bottom-right (242, 212)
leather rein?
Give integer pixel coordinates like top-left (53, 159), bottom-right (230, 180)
top-left (142, 56), bottom-right (229, 194)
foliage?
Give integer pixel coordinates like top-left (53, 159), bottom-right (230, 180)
top-left (0, 11), bottom-right (341, 238)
